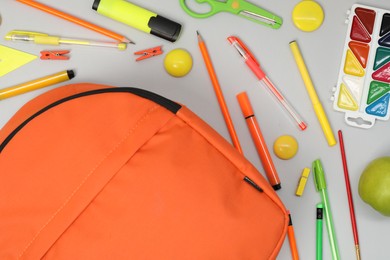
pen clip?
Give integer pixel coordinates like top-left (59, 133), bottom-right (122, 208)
top-left (313, 159), bottom-right (326, 192)
top-left (5, 30), bottom-right (48, 40)
top-left (227, 36), bottom-right (260, 67)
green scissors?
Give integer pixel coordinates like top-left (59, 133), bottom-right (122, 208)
top-left (179, 0), bottom-right (282, 29)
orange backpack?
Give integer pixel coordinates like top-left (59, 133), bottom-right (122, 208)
top-left (0, 83), bottom-right (288, 259)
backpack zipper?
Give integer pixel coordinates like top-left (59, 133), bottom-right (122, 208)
top-left (0, 87), bottom-right (181, 153)
top-left (244, 176), bottom-right (264, 192)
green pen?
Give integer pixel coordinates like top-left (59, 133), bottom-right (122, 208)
top-left (316, 203), bottom-right (323, 260)
top-left (313, 159), bottom-right (340, 260)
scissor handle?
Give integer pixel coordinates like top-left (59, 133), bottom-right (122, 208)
top-left (180, 0), bottom-right (282, 29)
top-left (179, 0), bottom-right (224, 18)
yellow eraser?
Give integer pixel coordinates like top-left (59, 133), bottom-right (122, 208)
top-left (295, 168), bottom-right (310, 196)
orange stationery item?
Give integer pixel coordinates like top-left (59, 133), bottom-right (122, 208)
top-left (288, 212), bottom-right (299, 260)
top-left (16, 0), bottom-right (133, 43)
top-left (197, 31), bottom-right (243, 153)
top-left (0, 83), bottom-right (288, 259)
top-left (237, 91), bottom-right (281, 190)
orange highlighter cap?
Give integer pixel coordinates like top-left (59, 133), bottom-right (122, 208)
top-left (237, 92), bottom-right (254, 118)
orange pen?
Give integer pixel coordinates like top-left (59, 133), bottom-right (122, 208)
top-left (197, 31), bottom-right (243, 154)
top-left (287, 211), bottom-right (299, 260)
top-left (16, 0), bottom-right (134, 44)
top-left (237, 91), bottom-right (281, 190)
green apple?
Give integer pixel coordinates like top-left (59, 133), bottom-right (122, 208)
top-left (358, 157), bottom-right (390, 216)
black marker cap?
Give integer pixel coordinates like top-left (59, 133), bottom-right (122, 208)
top-left (92, 0), bottom-right (100, 11)
top-left (272, 183), bottom-right (282, 190)
top-left (67, 70), bottom-right (75, 79)
top-left (148, 15), bottom-right (182, 42)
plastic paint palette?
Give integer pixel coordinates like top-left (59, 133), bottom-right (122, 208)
top-left (334, 4), bottom-right (390, 128)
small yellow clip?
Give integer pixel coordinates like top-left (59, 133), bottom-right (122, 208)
top-left (295, 167), bottom-right (310, 196)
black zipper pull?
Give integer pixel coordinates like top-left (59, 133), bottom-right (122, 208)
top-left (244, 176), bottom-right (263, 192)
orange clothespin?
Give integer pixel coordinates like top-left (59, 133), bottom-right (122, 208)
top-left (40, 50), bottom-right (70, 60)
top-left (134, 46), bottom-right (163, 61)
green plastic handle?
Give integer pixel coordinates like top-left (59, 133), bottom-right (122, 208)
top-left (179, 0), bottom-right (282, 29)
top-left (179, 0), bottom-right (226, 18)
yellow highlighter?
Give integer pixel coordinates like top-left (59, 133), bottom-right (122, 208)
top-left (0, 70), bottom-right (74, 100)
top-left (5, 30), bottom-right (127, 50)
top-left (289, 41), bottom-right (336, 146)
top-left (92, 0), bottom-right (182, 42)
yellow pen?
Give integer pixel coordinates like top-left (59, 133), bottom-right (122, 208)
top-left (0, 70), bottom-right (74, 100)
top-left (289, 40), bottom-right (336, 146)
top-left (5, 30), bottom-right (127, 51)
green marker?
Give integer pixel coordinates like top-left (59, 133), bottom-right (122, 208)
top-left (316, 203), bottom-right (323, 260)
top-left (92, 0), bottom-right (182, 42)
top-left (313, 159), bottom-right (340, 260)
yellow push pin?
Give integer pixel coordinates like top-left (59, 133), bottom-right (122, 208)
top-left (164, 48), bottom-right (193, 77)
top-left (273, 135), bottom-right (298, 160)
top-left (292, 0), bottom-right (324, 32)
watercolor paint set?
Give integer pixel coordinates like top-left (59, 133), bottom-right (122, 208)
top-left (333, 4), bottom-right (390, 128)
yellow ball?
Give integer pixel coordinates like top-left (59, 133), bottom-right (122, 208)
top-left (164, 49), bottom-right (193, 77)
top-left (273, 135), bottom-right (298, 160)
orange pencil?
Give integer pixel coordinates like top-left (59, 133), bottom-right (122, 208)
top-left (236, 91), bottom-right (281, 190)
top-left (197, 31), bottom-right (243, 154)
top-left (16, 0), bottom-right (134, 44)
top-left (287, 211), bottom-right (299, 260)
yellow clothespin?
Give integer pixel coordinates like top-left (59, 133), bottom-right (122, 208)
top-left (295, 168), bottom-right (310, 196)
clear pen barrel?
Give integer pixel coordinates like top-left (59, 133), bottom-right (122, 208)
top-left (7, 34), bottom-right (34, 42)
top-left (59, 38), bottom-right (126, 50)
top-left (259, 77), bottom-right (307, 130)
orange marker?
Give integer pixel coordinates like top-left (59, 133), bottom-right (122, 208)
top-left (237, 91), bottom-right (281, 190)
top-left (16, 0), bottom-right (134, 44)
top-left (197, 31), bottom-right (243, 154)
top-left (287, 211), bottom-right (299, 260)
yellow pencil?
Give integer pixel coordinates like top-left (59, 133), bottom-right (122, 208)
top-left (0, 70), bottom-right (75, 100)
top-left (289, 41), bottom-right (336, 146)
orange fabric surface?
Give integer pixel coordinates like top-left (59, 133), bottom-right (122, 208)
top-left (0, 83), bottom-right (287, 259)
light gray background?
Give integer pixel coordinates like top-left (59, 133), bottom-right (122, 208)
top-left (1, 0), bottom-right (390, 259)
